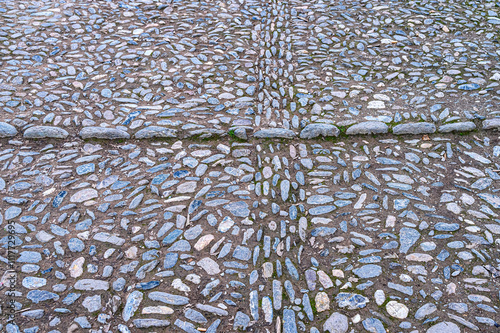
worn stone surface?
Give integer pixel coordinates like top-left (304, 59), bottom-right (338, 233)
top-left (1, 135), bottom-right (499, 332)
top-left (346, 121), bottom-right (389, 135)
top-left (23, 126), bottom-right (69, 139)
top-left (392, 122), bottom-right (436, 135)
top-left (300, 123), bottom-right (339, 139)
top-left (1, 1), bottom-right (499, 332)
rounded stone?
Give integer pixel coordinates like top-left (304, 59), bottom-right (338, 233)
top-left (483, 118), bottom-right (500, 130)
top-left (315, 292), bottom-right (330, 312)
top-left (23, 126), bottom-right (69, 139)
top-left (426, 321), bottom-right (461, 333)
top-left (386, 301), bottom-right (409, 319)
top-left (0, 122), bottom-right (18, 137)
top-left (300, 123), bottom-right (340, 139)
top-left (392, 122), bottom-right (436, 135)
top-left (323, 312), bottom-right (348, 333)
top-left (253, 128), bottom-right (296, 139)
top-left (346, 121), bottom-right (389, 135)
top-left (438, 122), bottom-right (476, 133)
top-left (80, 127), bottom-right (130, 140)
top-left (134, 126), bottom-right (177, 139)
top-left (70, 188), bottom-right (98, 203)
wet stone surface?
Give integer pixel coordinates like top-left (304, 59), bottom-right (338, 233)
top-left (0, 134), bottom-right (499, 332)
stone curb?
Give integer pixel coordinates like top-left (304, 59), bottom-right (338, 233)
top-left (0, 119), bottom-right (498, 140)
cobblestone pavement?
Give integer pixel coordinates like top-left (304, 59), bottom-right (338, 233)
top-left (0, 0), bottom-right (500, 333)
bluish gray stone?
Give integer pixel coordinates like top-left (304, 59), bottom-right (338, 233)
top-left (223, 201), bottom-right (249, 217)
top-left (336, 293), bottom-right (369, 309)
top-left (362, 318), bottom-right (386, 333)
top-left (300, 123), bottom-right (339, 139)
top-left (123, 291), bottom-right (143, 322)
top-left (0, 122), bottom-right (18, 137)
top-left (27, 290), bottom-right (59, 303)
top-left (17, 251), bottom-right (42, 263)
top-left (134, 126), bottom-right (177, 139)
top-left (23, 126), bottom-right (69, 139)
top-left (133, 319), bottom-right (170, 328)
top-left (70, 188), bottom-right (98, 203)
top-left (478, 193), bottom-right (500, 209)
top-left (68, 238), bottom-right (85, 252)
top-left (415, 303), bottom-right (437, 320)
top-left (426, 321), bottom-right (460, 333)
top-left (174, 319), bottom-right (198, 333)
top-left (5, 206), bottom-right (22, 220)
top-left (76, 163), bottom-right (95, 175)
top-left (148, 292), bottom-right (189, 305)
top-left (253, 128), bottom-right (296, 139)
top-left (74, 279), bottom-right (109, 291)
top-left (80, 127), bottom-right (130, 139)
top-left (233, 311), bottom-right (250, 330)
top-left (353, 264), bottom-right (382, 279)
top-left (399, 228), bottom-right (421, 253)
top-left (21, 309), bottom-right (44, 319)
top-left (392, 122), bottom-right (436, 135)
top-left (249, 290), bottom-right (259, 320)
top-left (283, 309), bottom-right (298, 333)
top-left (302, 293), bottom-right (314, 321)
top-left (438, 122), bottom-right (476, 133)
top-left (483, 118), bottom-right (500, 130)
top-left (82, 295), bottom-right (101, 312)
top-left (185, 309), bottom-right (207, 324)
top-left (323, 312), bottom-right (348, 333)
top-left (346, 121), bottom-right (388, 135)
top-left (233, 246), bottom-right (251, 261)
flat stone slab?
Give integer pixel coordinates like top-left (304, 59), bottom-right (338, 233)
top-left (24, 126), bottom-right (69, 139)
top-left (438, 122), bottom-right (476, 133)
top-left (0, 122), bottom-right (17, 137)
top-left (134, 126), bottom-right (177, 139)
top-left (253, 128), bottom-right (296, 139)
top-left (80, 127), bottom-right (130, 139)
top-left (346, 121), bottom-right (389, 135)
top-left (300, 123), bottom-right (339, 139)
top-left (392, 122), bottom-right (436, 135)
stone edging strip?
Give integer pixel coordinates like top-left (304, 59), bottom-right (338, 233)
top-left (0, 119), bottom-right (499, 140)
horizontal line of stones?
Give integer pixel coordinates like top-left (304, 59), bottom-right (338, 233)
top-left (0, 119), bottom-right (498, 140)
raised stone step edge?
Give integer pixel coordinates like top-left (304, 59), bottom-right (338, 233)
top-left (0, 119), bottom-right (498, 140)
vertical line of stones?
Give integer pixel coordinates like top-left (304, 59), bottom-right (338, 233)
top-left (248, 142), bottom-right (310, 330)
top-left (254, 0), bottom-right (298, 131)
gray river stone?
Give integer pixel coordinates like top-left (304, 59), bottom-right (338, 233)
top-left (392, 122), bottom-right (436, 135)
top-left (23, 126), bottom-right (69, 139)
top-left (0, 122), bottom-right (18, 137)
top-left (346, 121), bottom-right (388, 135)
top-left (438, 122), bottom-right (476, 133)
top-left (80, 127), bottom-right (130, 139)
top-left (300, 123), bottom-right (339, 139)
top-left (134, 126), bottom-right (177, 139)
top-left (254, 128), bottom-right (296, 139)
